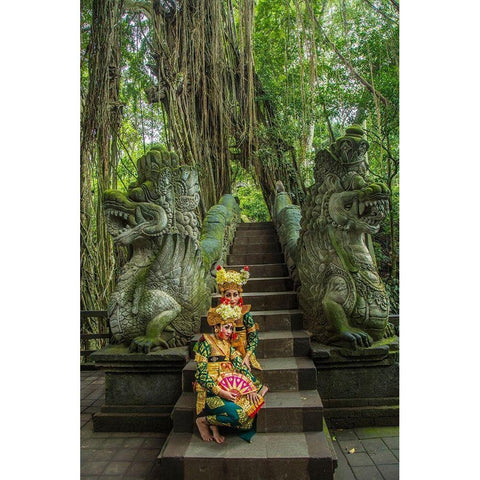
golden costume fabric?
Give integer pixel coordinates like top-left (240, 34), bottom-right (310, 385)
top-left (194, 334), bottom-right (262, 432)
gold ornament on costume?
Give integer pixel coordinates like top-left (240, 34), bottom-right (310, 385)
top-left (207, 303), bottom-right (242, 326)
top-left (215, 265), bottom-right (250, 293)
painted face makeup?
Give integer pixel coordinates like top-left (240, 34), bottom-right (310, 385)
top-left (224, 289), bottom-right (240, 306)
top-left (221, 323), bottom-right (234, 339)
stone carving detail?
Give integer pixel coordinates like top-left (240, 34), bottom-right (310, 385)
top-left (103, 148), bottom-right (239, 352)
top-left (297, 125), bottom-right (396, 349)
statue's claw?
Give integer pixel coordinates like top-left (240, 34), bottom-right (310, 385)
top-left (129, 336), bottom-right (158, 354)
top-left (329, 330), bottom-right (373, 349)
top-left (384, 322), bottom-right (396, 338)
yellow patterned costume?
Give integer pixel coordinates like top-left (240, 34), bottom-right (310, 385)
top-left (193, 302), bottom-right (264, 442)
top-left (215, 265), bottom-right (262, 369)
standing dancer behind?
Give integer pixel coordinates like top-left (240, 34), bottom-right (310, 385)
top-left (194, 304), bottom-right (268, 443)
top-left (215, 265), bottom-right (262, 371)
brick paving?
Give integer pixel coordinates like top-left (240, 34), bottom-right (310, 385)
top-left (331, 426), bottom-right (399, 480)
top-left (81, 370), bottom-right (166, 480)
top-left (81, 371), bottom-right (399, 480)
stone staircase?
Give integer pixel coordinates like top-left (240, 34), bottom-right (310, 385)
top-left (157, 222), bottom-right (337, 479)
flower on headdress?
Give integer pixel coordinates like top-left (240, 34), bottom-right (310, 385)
top-left (215, 302), bottom-right (242, 322)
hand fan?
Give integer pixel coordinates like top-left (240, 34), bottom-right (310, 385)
top-left (216, 372), bottom-right (257, 396)
top-left (215, 372), bottom-right (264, 417)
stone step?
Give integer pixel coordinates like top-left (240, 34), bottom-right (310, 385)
top-left (182, 357), bottom-right (317, 393)
top-left (228, 252), bottom-right (284, 265)
top-left (171, 390), bottom-right (323, 434)
top-left (201, 309), bottom-right (303, 332)
top-left (236, 221), bottom-right (275, 230)
top-left (212, 291), bottom-right (298, 310)
top-left (233, 235), bottom-right (279, 246)
top-left (230, 242), bottom-right (282, 255)
top-left (241, 276), bottom-right (294, 292)
top-left (227, 263), bottom-right (288, 277)
top-left (189, 330), bottom-right (311, 359)
top-left (234, 228), bottom-right (277, 238)
top-left (157, 430), bottom-right (337, 480)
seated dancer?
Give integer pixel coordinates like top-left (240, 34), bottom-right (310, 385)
top-left (194, 303), bottom-right (268, 443)
top-left (215, 265), bottom-right (262, 370)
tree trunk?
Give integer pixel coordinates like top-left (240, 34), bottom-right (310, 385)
top-left (80, 0), bottom-right (124, 310)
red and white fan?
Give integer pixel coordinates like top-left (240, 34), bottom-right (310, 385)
top-left (216, 372), bottom-right (257, 395)
top-left (215, 372), bottom-right (264, 417)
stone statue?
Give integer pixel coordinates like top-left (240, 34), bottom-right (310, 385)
top-left (103, 148), bottom-right (239, 352)
top-left (297, 125), bottom-right (396, 349)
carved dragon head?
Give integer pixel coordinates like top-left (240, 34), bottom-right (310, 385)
top-left (313, 125), bottom-right (390, 235)
top-left (103, 191), bottom-right (169, 246)
top-left (103, 149), bottom-right (201, 246)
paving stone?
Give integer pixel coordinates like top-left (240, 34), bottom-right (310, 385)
top-left (391, 448), bottom-right (399, 460)
top-left (141, 436), bottom-right (166, 449)
top-left (103, 461), bottom-right (131, 475)
top-left (361, 437), bottom-right (390, 453)
top-left (134, 448), bottom-right (160, 462)
top-left (102, 437), bottom-right (127, 448)
top-left (123, 438), bottom-right (147, 448)
top-left (368, 449), bottom-right (399, 465)
top-left (80, 460), bottom-right (108, 475)
top-left (81, 437), bottom-right (107, 449)
top-left (382, 436), bottom-right (399, 449)
top-left (81, 414), bottom-right (92, 427)
top-left (377, 463), bottom-right (400, 479)
top-left (111, 447), bottom-right (139, 462)
top-left (351, 465), bottom-right (384, 480)
top-left (83, 447), bottom-right (116, 462)
top-left (332, 443), bottom-right (356, 480)
top-left (332, 429), bottom-right (359, 441)
top-left (337, 438), bottom-right (366, 453)
top-left (125, 461), bottom-right (155, 477)
top-left (345, 451), bottom-right (374, 467)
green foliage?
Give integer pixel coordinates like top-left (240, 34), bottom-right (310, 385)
top-left (232, 163), bottom-right (271, 222)
top-left (81, 0), bottom-right (399, 298)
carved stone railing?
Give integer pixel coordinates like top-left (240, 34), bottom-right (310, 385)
top-left (102, 148), bottom-right (240, 353)
top-left (273, 126), bottom-right (397, 351)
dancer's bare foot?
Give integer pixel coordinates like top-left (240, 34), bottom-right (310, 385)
top-left (210, 425), bottom-right (225, 444)
top-left (258, 385), bottom-right (269, 397)
top-left (196, 416), bottom-right (213, 441)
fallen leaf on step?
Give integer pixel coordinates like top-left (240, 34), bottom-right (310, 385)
top-left (347, 448), bottom-right (355, 454)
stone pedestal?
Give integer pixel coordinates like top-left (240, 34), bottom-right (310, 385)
top-left (90, 344), bottom-right (189, 433)
top-left (311, 338), bottom-right (399, 429)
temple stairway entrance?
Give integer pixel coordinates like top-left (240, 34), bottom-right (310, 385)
top-left (157, 221), bottom-right (338, 479)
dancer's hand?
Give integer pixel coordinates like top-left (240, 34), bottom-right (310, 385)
top-left (219, 389), bottom-right (238, 402)
top-left (242, 355), bottom-right (251, 371)
top-left (246, 392), bottom-right (260, 405)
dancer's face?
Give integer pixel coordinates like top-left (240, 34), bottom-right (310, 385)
top-left (219, 323), bottom-right (234, 340)
top-left (224, 289), bottom-right (240, 306)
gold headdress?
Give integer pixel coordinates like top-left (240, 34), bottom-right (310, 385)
top-left (207, 303), bottom-right (243, 326)
top-left (215, 265), bottom-right (250, 294)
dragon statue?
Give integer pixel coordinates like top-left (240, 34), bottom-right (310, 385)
top-left (297, 125), bottom-right (396, 349)
top-left (103, 148), bottom-right (239, 353)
